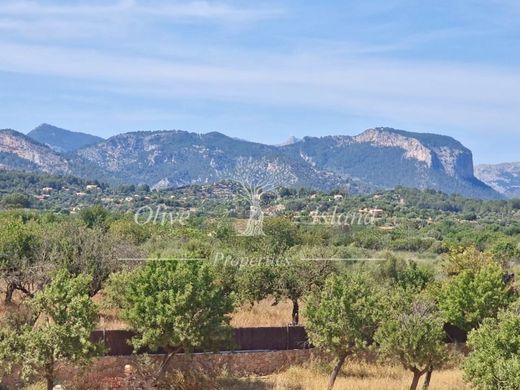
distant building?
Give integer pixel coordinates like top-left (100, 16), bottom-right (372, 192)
top-left (358, 208), bottom-right (384, 217)
top-left (41, 187), bottom-right (53, 193)
top-left (334, 194), bottom-right (344, 201)
top-left (265, 204), bottom-right (286, 216)
top-left (86, 184), bottom-right (99, 191)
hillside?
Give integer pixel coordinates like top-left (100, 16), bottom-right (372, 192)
top-left (0, 129), bottom-right (70, 175)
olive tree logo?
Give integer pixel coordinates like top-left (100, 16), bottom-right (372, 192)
top-left (229, 157), bottom-right (296, 236)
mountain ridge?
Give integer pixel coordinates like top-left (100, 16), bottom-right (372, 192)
top-left (0, 124), bottom-right (503, 199)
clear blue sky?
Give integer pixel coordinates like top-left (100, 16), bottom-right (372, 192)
top-left (0, 1), bottom-right (519, 164)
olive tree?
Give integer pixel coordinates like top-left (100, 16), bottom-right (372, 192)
top-left (303, 272), bottom-right (382, 390)
top-left (464, 305), bottom-right (520, 390)
top-left (374, 298), bottom-right (448, 390)
top-left (108, 259), bottom-right (233, 378)
top-left (0, 270), bottom-right (100, 390)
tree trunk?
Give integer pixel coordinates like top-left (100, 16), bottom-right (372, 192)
top-left (15, 283), bottom-right (34, 299)
top-left (410, 369), bottom-right (422, 390)
top-left (157, 347), bottom-right (177, 378)
top-left (45, 361), bottom-right (54, 390)
top-left (327, 353), bottom-right (347, 390)
top-left (4, 283), bottom-right (14, 304)
top-left (422, 368), bottom-right (433, 390)
top-left (291, 298), bottom-right (299, 325)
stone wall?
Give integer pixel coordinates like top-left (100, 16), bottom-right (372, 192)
top-left (83, 349), bottom-right (313, 378)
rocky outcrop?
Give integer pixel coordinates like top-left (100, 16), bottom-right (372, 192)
top-left (353, 127), bottom-right (474, 179)
top-left (0, 129), bottom-right (70, 174)
top-left (354, 128), bottom-right (434, 167)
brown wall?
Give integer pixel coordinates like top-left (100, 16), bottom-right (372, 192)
top-left (90, 325), bottom-right (467, 357)
top-left (90, 326), bottom-right (310, 356)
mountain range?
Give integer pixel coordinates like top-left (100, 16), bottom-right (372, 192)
top-left (0, 124), bottom-right (514, 199)
top-left (475, 163), bottom-right (520, 199)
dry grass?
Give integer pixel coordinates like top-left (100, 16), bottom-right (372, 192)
top-left (96, 297), bottom-right (295, 330)
top-left (94, 292), bottom-right (128, 330)
top-left (230, 298), bottom-right (297, 327)
top-left (225, 362), bottom-right (468, 390)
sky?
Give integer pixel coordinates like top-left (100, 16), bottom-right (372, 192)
top-left (0, 0), bottom-right (519, 164)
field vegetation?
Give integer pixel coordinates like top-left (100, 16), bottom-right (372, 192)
top-left (0, 183), bottom-right (519, 389)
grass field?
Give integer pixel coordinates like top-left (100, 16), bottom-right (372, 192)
top-left (222, 363), bottom-right (468, 390)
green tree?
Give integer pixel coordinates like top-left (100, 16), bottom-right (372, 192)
top-left (442, 246), bottom-right (493, 275)
top-left (1, 192), bottom-right (31, 208)
top-left (109, 260), bottom-right (233, 378)
top-left (304, 272), bottom-right (382, 390)
top-left (263, 217), bottom-right (301, 256)
top-left (487, 237), bottom-right (520, 264)
top-left (46, 220), bottom-right (126, 295)
top-left (0, 320), bottom-right (20, 379)
top-left (377, 256), bottom-right (433, 292)
top-left (0, 270), bottom-right (100, 390)
top-left (375, 298), bottom-right (448, 390)
top-left (273, 246), bottom-right (338, 325)
top-left (79, 205), bottom-right (109, 229)
top-left (236, 263), bottom-right (276, 305)
top-left (438, 262), bottom-right (514, 331)
top-left (464, 306), bottom-right (520, 390)
top-left (0, 216), bottom-right (41, 302)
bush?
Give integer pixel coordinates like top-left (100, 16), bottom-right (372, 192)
top-left (438, 262), bottom-right (514, 331)
top-left (464, 306), bottom-right (520, 389)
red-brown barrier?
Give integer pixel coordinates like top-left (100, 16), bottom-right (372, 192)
top-left (90, 326), bottom-right (310, 356)
top-left (90, 325), bottom-right (466, 356)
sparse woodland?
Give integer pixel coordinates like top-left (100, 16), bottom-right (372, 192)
top-left (0, 184), bottom-right (519, 389)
